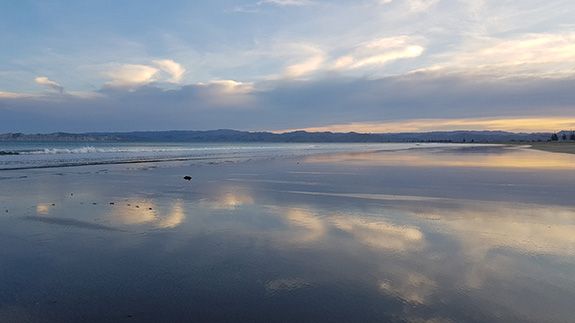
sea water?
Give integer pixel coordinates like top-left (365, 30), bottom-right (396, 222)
top-left (0, 141), bottom-right (474, 170)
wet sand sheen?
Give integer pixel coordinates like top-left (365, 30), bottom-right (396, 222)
top-left (0, 144), bottom-right (574, 322)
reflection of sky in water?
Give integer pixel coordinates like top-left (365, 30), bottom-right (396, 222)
top-left (0, 146), bottom-right (574, 322)
top-left (306, 145), bottom-right (575, 170)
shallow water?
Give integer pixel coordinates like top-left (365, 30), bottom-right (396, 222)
top-left (0, 142), bottom-right (465, 170)
top-left (0, 144), bottom-right (574, 322)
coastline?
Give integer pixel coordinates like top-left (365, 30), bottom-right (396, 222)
top-left (526, 142), bottom-right (575, 155)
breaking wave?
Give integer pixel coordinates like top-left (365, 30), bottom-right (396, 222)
top-left (17, 145), bottom-right (316, 155)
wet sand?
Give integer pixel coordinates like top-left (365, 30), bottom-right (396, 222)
top-left (1, 145), bottom-right (575, 322)
top-left (527, 142), bottom-right (575, 155)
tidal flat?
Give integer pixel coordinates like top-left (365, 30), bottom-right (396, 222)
top-left (1, 144), bottom-right (574, 322)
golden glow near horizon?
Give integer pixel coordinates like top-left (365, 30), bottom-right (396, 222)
top-left (275, 117), bottom-right (575, 133)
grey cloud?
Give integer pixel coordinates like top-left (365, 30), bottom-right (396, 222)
top-left (1, 73), bottom-right (575, 133)
top-left (34, 76), bottom-right (64, 94)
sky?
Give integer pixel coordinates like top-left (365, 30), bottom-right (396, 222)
top-left (1, 0), bottom-right (574, 133)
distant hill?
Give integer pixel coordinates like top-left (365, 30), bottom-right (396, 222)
top-left (0, 129), bottom-right (554, 143)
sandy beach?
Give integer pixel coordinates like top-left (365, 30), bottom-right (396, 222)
top-left (1, 144), bottom-right (575, 322)
top-left (527, 142), bottom-right (575, 155)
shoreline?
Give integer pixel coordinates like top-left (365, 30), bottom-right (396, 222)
top-left (524, 142), bottom-right (575, 155)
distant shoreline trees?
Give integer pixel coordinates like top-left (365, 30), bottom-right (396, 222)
top-left (550, 131), bottom-right (575, 142)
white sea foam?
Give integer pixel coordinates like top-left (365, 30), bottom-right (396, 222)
top-left (20, 145), bottom-right (318, 155)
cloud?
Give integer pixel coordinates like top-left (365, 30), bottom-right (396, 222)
top-left (34, 76), bottom-right (64, 94)
top-left (104, 59), bottom-right (186, 88)
top-left (258, 0), bottom-right (313, 6)
top-left (330, 36), bottom-right (425, 73)
top-left (153, 59), bottom-right (186, 83)
top-left (104, 64), bottom-right (159, 88)
top-left (193, 80), bottom-right (255, 106)
top-left (233, 0), bottom-right (313, 13)
top-left (406, 0), bottom-right (440, 12)
top-left (2, 71), bottom-right (575, 133)
top-left (377, 0), bottom-right (440, 12)
top-left (198, 80), bottom-right (254, 94)
top-left (0, 91), bottom-right (35, 99)
top-left (285, 54), bottom-right (325, 78)
top-left (427, 32), bottom-right (575, 78)
top-left (278, 36), bottom-right (424, 79)
top-left (279, 44), bottom-right (326, 78)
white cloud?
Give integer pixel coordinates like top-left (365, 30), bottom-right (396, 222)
top-left (259, 0), bottom-right (313, 6)
top-left (0, 91), bottom-right (35, 99)
top-left (199, 80), bottom-right (254, 94)
top-left (407, 0), bottom-right (440, 12)
top-left (153, 59), bottom-right (186, 83)
top-left (104, 64), bottom-right (159, 88)
top-left (283, 45), bottom-right (325, 78)
top-left (34, 76), bottom-right (64, 94)
top-left (333, 36), bottom-right (425, 70)
top-left (430, 32), bottom-right (575, 77)
top-left (234, 0), bottom-right (313, 12)
top-left (104, 59), bottom-right (186, 88)
top-left (285, 55), bottom-right (325, 78)
top-left (349, 45), bottom-right (424, 69)
top-left (377, 0), bottom-right (439, 12)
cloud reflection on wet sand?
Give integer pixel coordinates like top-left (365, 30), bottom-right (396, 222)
top-left (2, 145), bottom-right (575, 322)
top-left (109, 200), bottom-right (186, 229)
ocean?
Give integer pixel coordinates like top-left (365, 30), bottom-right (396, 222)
top-left (0, 141), bottom-right (471, 170)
